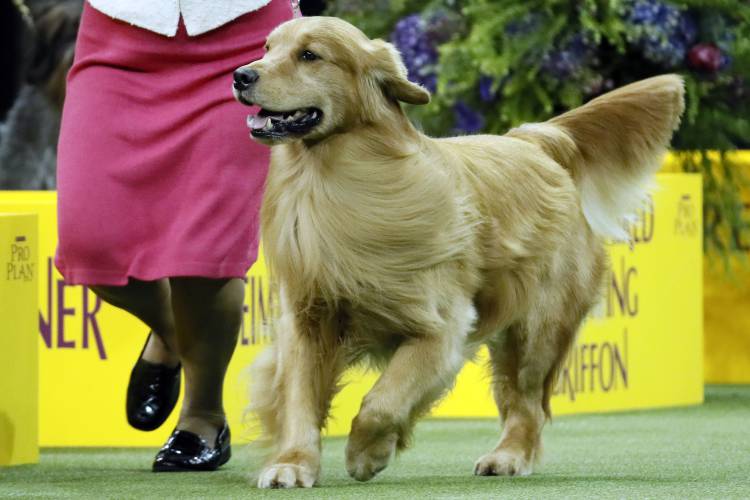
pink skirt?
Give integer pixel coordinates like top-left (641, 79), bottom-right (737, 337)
top-left (55, 1), bottom-right (292, 286)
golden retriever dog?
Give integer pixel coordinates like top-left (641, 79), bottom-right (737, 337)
top-left (232, 16), bottom-right (684, 488)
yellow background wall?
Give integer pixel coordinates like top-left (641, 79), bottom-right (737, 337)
top-left (0, 173), bottom-right (703, 447)
top-left (663, 152), bottom-right (750, 383)
top-left (0, 213), bottom-right (39, 465)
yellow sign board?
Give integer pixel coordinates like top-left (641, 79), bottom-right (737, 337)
top-left (0, 213), bottom-right (39, 465)
top-left (663, 151), bottom-right (750, 383)
top-left (0, 173), bottom-right (702, 447)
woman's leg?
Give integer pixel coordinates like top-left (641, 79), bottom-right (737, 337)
top-left (92, 276), bottom-right (243, 445)
top-left (169, 277), bottom-right (245, 444)
top-left (90, 278), bottom-right (178, 366)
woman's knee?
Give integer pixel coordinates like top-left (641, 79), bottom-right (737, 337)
top-left (90, 278), bottom-right (173, 330)
top-left (169, 277), bottom-right (245, 328)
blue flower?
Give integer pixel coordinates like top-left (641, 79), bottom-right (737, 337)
top-left (391, 14), bottom-right (439, 92)
top-left (478, 75), bottom-right (497, 103)
top-left (453, 101), bottom-right (484, 134)
top-left (540, 33), bottom-right (596, 81)
top-left (624, 0), bottom-right (698, 68)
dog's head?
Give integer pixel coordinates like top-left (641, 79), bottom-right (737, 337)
top-left (233, 16), bottom-right (430, 145)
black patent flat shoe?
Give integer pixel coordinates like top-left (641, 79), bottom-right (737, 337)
top-left (126, 333), bottom-right (181, 431)
top-left (152, 423), bottom-right (231, 472)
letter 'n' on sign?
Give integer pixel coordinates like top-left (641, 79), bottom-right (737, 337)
top-left (38, 258), bottom-right (107, 359)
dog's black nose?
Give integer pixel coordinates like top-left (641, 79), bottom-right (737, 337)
top-left (233, 67), bottom-right (259, 91)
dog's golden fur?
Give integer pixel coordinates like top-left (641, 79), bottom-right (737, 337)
top-left (234, 17), bottom-right (684, 488)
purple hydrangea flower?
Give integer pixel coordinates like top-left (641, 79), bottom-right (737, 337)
top-left (453, 101), bottom-right (484, 134)
top-left (624, 0), bottom-right (699, 68)
top-left (540, 34), bottom-right (597, 80)
top-left (720, 53), bottom-right (733, 69)
top-left (391, 14), bottom-right (439, 93)
top-left (478, 75), bottom-right (497, 103)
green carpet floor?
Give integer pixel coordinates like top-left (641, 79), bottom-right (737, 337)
top-left (2, 385), bottom-right (749, 499)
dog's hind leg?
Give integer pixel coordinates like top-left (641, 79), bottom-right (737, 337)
top-left (252, 302), bottom-right (348, 489)
top-left (474, 314), bottom-right (580, 477)
top-left (345, 295), bottom-right (476, 482)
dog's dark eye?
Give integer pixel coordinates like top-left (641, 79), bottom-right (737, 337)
top-left (265, 44), bottom-right (270, 51)
top-left (300, 50), bottom-right (319, 62)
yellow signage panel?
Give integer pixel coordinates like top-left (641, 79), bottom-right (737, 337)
top-left (0, 173), bottom-right (702, 447)
top-left (0, 213), bottom-right (39, 465)
top-left (553, 172), bottom-right (703, 413)
top-left (663, 151), bottom-right (750, 383)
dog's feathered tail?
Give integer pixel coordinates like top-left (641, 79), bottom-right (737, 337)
top-left (507, 74), bottom-right (685, 240)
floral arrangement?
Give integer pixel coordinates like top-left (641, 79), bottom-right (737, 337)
top-left (327, 0), bottom-right (750, 261)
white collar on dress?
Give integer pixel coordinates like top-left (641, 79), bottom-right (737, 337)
top-left (87, 0), bottom-right (274, 37)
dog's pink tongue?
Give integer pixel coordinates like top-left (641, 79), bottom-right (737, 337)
top-left (247, 115), bottom-right (270, 130)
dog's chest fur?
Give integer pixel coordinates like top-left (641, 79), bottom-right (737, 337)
top-left (261, 143), bottom-right (480, 319)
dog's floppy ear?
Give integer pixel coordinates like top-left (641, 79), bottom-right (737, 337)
top-left (367, 39), bottom-right (430, 105)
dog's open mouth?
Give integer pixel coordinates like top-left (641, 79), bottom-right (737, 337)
top-left (247, 107), bottom-right (323, 138)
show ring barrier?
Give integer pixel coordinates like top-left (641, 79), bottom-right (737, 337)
top-left (663, 151), bottom-right (750, 383)
top-left (0, 213), bottom-right (39, 465)
top-left (0, 173), bottom-right (702, 447)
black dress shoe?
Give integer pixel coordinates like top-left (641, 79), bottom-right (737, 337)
top-left (152, 423), bottom-right (231, 472)
top-left (126, 333), bottom-right (181, 431)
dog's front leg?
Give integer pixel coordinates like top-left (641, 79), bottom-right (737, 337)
top-left (255, 305), bottom-right (346, 489)
top-left (345, 296), bottom-right (475, 482)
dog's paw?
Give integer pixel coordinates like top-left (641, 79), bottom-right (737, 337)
top-left (345, 413), bottom-right (399, 482)
top-left (257, 463), bottom-right (316, 489)
top-left (473, 450), bottom-right (533, 477)
top-left (345, 434), bottom-right (397, 482)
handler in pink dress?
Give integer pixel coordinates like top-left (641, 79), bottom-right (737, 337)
top-left (56, 0), bottom-right (293, 471)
